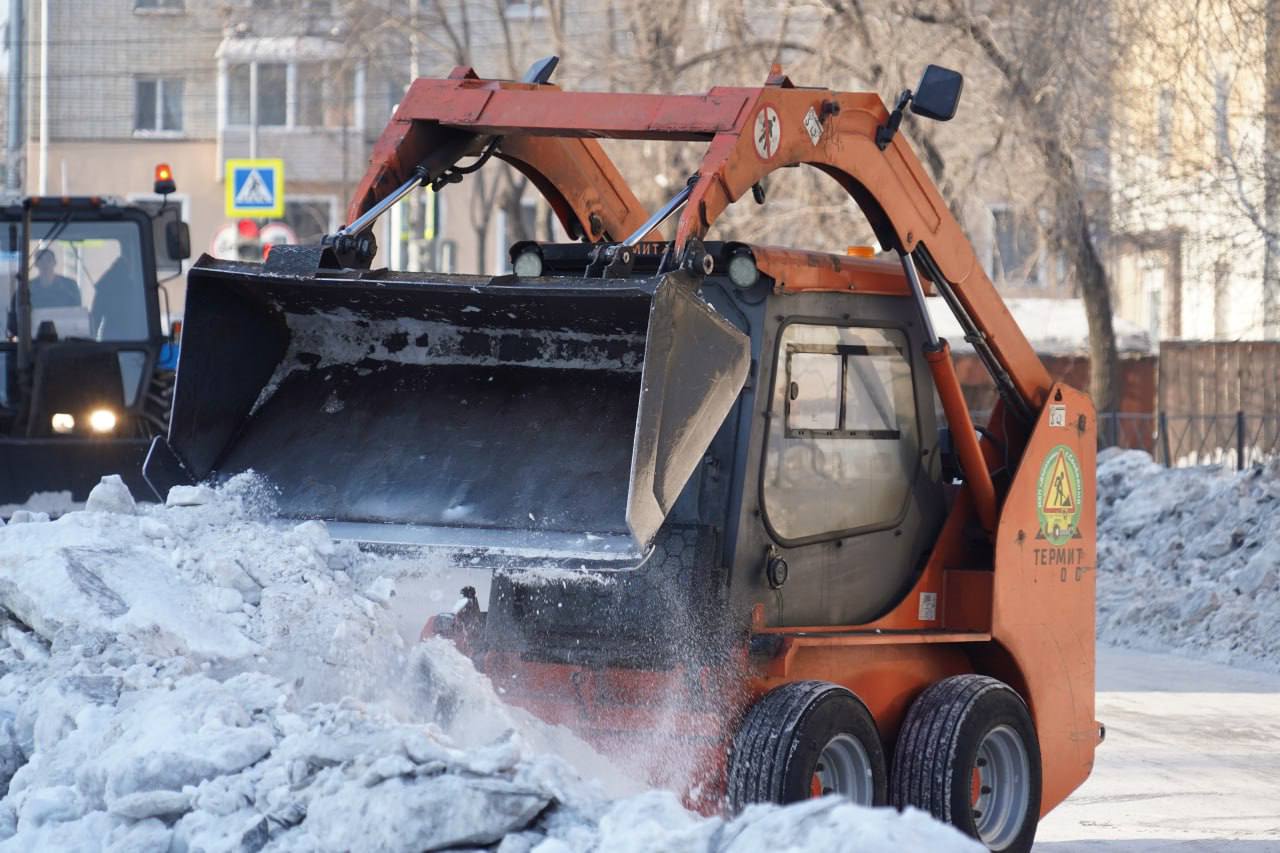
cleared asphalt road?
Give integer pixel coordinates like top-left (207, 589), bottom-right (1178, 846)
top-left (1036, 646), bottom-right (1280, 851)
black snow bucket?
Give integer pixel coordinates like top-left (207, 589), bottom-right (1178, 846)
top-left (146, 250), bottom-right (749, 564)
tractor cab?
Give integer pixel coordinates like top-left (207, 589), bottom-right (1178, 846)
top-left (0, 171), bottom-right (191, 507)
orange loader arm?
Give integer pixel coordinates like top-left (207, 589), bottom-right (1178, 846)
top-left (350, 67), bottom-right (653, 243)
top-left (345, 66), bottom-right (1052, 424)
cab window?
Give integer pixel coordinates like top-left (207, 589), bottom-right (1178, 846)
top-left (3, 220), bottom-right (150, 344)
top-left (763, 323), bottom-right (919, 541)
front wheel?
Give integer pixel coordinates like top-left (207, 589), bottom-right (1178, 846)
top-left (727, 680), bottom-right (887, 812)
top-left (890, 675), bottom-right (1041, 853)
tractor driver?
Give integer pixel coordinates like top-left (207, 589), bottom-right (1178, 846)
top-left (6, 249), bottom-right (83, 337)
top-left (90, 248), bottom-right (146, 341)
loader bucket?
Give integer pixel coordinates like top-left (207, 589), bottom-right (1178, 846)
top-left (148, 252), bottom-right (749, 565)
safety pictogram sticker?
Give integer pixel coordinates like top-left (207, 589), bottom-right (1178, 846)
top-left (1036, 445), bottom-right (1083, 546)
top-left (753, 106), bottom-right (781, 160)
top-left (803, 106), bottom-right (823, 146)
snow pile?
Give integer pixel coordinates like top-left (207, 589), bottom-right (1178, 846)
top-left (0, 476), bottom-right (980, 851)
top-left (1097, 449), bottom-right (1280, 671)
top-left (0, 491), bottom-right (79, 519)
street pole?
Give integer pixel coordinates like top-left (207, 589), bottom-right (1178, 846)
top-left (37, 0), bottom-right (47, 194)
top-left (5, 0), bottom-right (24, 191)
top-left (248, 62), bottom-right (259, 159)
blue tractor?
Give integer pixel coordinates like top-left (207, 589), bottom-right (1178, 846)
top-left (0, 166), bottom-right (190, 507)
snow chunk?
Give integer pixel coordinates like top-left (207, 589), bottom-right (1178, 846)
top-left (85, 476), bottom-right (137, 515)
top-left (0, 490), bottom-right (77, 518)
top-left (107, 789), bottom-right (192, 820)
top-left (292, 519), bottom-right (335, 556)
top-left (165, 484), bottom-right (218, 508)
top-left (6, 511), bottom-right (49, 524)
top-left (364, 576), bottom-right (396, 606)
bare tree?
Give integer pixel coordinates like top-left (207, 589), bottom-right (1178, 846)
top-left (1266, 0), bottom-right (1280, 335)
top-left (897, 0), bottom-right (1121, 411)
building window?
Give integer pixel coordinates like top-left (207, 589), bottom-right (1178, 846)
top-left (257, 63), bottom-right (288, 126)
top-left (134, 78), bottom-right (184, 133)
top-left (1215, 74), bottom-right (1231, 161)
top-left (762, 324), bottom-right (919, 541)
top-left (243, 0), bottom-right (334, 11)
top-left (282, 197), bottom-right (336, 243)
top-left (134, 0), bottom-right (184, 10)
top-left (990, 206), bottom-right (1043, 287)
top-left (1156, 88), bottom-right (1175, 165)
top-left (505, 0), bottom-right (548, 19)
top-left (227, 65), bottom-right (251, 126)
top-left (226, 61), bottom-right (353, 129)
top-left (296, 62), bottom-right (353, 128)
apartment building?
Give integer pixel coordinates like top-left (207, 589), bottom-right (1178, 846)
top-left (1108, 1), bottom-right (1278, 341)
top-left (0, 0), bottom-right (1123, 320)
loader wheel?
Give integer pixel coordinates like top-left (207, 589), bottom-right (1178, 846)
top-left (890, 675), bottom-right (1041, 853)
top-left (727, 680), bottom-right (886, 812)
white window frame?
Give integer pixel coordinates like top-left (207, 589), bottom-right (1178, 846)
top-left (222, 59), bottom-right (364, 133)
top-left (505, 0), bottom-right (549, 20)
top-left (133, 77), bottom-right (186, 138)
top-left (133, 0), bottom-right (185, 14)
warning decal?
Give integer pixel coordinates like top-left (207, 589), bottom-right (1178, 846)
top-left (753, 106), bottom-right (781, 160)
top-left (1036, 445), bottom-right (1083, 546)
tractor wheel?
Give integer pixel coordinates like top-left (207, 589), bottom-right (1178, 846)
top-left (727, 680), bottom-right (887, 812)
top-left (890, 675), bottom-right (1041, 853)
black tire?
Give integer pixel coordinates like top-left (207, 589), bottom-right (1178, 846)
top-left (890, 675), bottom-right (1041, 853)
top-left (727, 680), bottom-right (887, 812)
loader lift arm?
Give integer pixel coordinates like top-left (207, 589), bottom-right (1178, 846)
top-left (346, 66), bottom-right (1052, 426)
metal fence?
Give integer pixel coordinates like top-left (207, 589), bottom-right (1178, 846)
top-left (1097, 412), bottom-right (1280, 470)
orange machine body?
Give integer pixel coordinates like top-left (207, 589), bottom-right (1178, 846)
top-left (346, 67), bottom-right (1096, 820)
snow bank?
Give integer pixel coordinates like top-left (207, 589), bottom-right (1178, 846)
top-left (1097, 449), bottom-right (1280, 672)
top-left (0, 476), bottom-right (980, 852)
top-left (0, 491), bottom-right (79, 519)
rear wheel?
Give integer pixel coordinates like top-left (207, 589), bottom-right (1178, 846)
top-left (728, 680), bottom-right (887, 812)
top-left (890, 675), bottom-right (1041, 853)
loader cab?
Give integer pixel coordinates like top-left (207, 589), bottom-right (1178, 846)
top-left (473, 240), bottom-right (949, 659)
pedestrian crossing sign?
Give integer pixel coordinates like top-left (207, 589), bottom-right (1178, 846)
top-left (225, 158), bottom-right (285, 218)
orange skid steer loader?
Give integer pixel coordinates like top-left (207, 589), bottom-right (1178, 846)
top-left (145, 60), bottom-right (1099, 852)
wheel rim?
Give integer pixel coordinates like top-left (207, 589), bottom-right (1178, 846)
top-left (811, 732), bottom-right (875, 805)
top-left (970, 724), bottom-right (1031, 850)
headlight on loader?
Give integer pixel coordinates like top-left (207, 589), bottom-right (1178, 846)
top-left (88, 408), bottom-right (117, 433)
top-left (51, 413), bottom-right (75, 434)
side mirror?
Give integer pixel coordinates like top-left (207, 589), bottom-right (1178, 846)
top-left (910, 65), bottom-right (964, 122)
top-left (165, 221), bottom-right (191, 261)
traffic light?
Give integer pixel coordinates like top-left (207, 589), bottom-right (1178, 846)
top-left (236, 219), bottom-right (262, 261)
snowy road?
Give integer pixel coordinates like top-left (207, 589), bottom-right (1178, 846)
top-left (1036, 646), bottom-right (1280, 851)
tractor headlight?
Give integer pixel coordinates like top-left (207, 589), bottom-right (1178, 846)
top-left (88, 408), bottom-right (117, 433)
top-left (51, 413), bottom-right (75, 434)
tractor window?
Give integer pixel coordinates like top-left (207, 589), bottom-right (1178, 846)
top-left (764, 323), bottom-right (919, 541)
top-left (787, 352), bottom-right (841, 431)
top-left (3, 220), bottom-right (150, 344)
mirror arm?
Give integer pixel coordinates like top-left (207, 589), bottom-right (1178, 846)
top-left (875, 89), bottom-right (913, 150)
